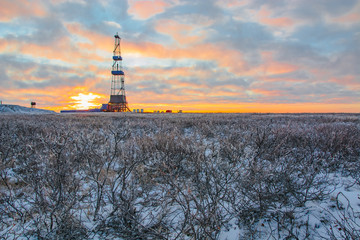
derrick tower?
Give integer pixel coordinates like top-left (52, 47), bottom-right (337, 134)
top-left (107, 33), bottom-right (131, 112)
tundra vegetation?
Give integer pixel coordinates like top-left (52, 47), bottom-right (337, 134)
top-left (0, 113), bottom-right (359, 239)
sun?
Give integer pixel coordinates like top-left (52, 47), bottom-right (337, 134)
top-left (70, 93), bottom-right (102, 110)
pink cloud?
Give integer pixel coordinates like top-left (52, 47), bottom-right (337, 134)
top-left (1, 34), bottom-right (107, 65)
top-left (20, 38), bottom-right (105, 63)
top-left (218, 0), bottom-right (249, 8)
top-left (66, 23), bottom-right (111, 52)
top-left (63, 22), bottom-right (246, 75)
top-left (128, 0), bottom-right (177, 19)
top-left (264, 61), bottom-right (298, 75)
top-left (0, 38), bottom-right (12, 52)
top-left (155, 19), bottom-right (206, 45)
top-left (134, 66), bottom-right (196, 78)
top-left (168, 79), bottom-right (207, 89)
top-left (0, 0), bottom-right (46, 22)
top-left (257, 6), bottom-right (295, 28)
top-left (251, 88), bottom-right (282, 97)
top-left (125, 41), bottom-right (245, 75)
top-left (336, 12), bottom-right (360, 23)
top-left (50, 0), bottom-right (86, 5)
top-left (330, 75), bottom-right (360, 91)
top-left (241, 51), bottom-right (298, 76)
top-left (330, 2), bottom-right (360, 25)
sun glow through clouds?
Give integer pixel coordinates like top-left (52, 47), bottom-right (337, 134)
top-left (70, 93), bottom-right (102, 110)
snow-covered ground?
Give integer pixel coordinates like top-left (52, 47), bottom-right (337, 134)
top-left (0, 113), bottom-right (359, 239)
top-left (0, 104), bottom-right (56, 114)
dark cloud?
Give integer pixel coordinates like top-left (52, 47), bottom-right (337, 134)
top-left (244, 0), bottom-right (358, 21)
top-left (129, 79), bottom-right (169, 95)
top-left (267, 70), bottom-right (312, 81)
top-left (291, 23), bottom-right (354, 54)
top-left (28, 17), bottom-right (68, 45)
top-left (164, 0), bottom-right (223, 19)
top-left (244, 0), bottom-right (288, 10)
top-left (329, 48), bottom-right (360, 76)
top-left (0, 54), bottom-right (35, 87)
top-left (253, 80), bottom-right (359, 104)
top-left (270, 42), bottom-right (329, 69)
top-left (291, 0), bottom-right (358, 20)
top-left (211, 20), bottom-right (273, 50)
top-left (0, 54), bottom-right (92, 89)
top-left (49, 1), bottom-right (112, 26)
top-left (205, 72), bottom-right (253, 88)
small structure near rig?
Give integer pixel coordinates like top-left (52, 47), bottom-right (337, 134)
top-left (133, 109), bottom-right (144, 113)
top-left (31, 102), bottom-right (36, 108)
top-left (107, 33), bottom-right (131, 112)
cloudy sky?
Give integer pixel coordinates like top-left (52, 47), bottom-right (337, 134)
top-left (0, 0), bottom-right (359, 112)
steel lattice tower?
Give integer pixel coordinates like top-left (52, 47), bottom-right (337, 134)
top-left (107, 33), bottom-right (131, 112)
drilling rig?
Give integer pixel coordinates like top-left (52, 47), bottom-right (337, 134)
top-left (107, 33), bottom-right (131, 112)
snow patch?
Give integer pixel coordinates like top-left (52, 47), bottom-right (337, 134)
top-left (0, 105), bottom-right (56, 114)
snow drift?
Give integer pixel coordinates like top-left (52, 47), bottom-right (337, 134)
top-left (0, 104), bottom-right (55, 114)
